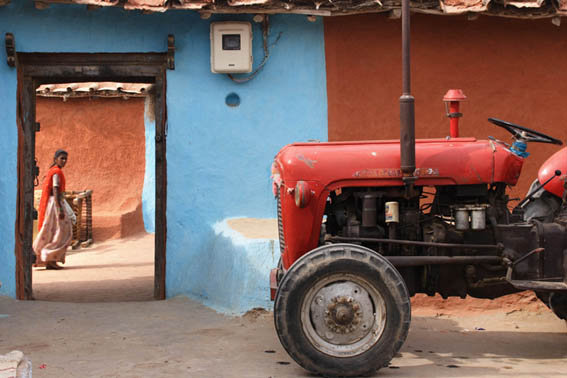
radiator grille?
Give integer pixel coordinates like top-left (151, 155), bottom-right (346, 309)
top-left (277, 192), bottom-right (285, 254)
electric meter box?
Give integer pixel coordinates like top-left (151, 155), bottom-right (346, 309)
top-left (210, 22), bottom-right (253, 74)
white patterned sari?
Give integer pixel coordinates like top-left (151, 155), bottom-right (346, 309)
top-left (33, 196), bottom-right (73, 264)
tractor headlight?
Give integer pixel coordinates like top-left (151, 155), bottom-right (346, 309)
top-left (294, 181), bottom-right (312, 208)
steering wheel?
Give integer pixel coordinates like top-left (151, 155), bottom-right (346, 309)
top-left (488, 118), bottom-right (563, 145)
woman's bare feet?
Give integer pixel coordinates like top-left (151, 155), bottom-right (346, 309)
top-left (46, 262), bottom-right (63, 270)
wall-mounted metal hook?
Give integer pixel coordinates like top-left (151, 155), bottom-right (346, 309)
top-left (167, 34), bottom-right (175, 70)
top-left (5, 33), bottom-right (15, 67)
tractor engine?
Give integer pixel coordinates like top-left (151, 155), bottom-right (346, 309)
top-left (327, 184), bottom-right (506, 245)
top-left (321, 183), bottom-right (567, 301)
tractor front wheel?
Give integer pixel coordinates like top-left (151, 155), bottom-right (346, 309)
top-left (274, 244), bottom-right (411, 377)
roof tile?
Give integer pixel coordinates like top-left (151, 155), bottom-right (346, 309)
top-left (124, 0), bottom-right (169, 11)
top-left (439, 0), bottom-right (490, 13)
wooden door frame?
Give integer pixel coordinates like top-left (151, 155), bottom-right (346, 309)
top-left (15, 52), bottom-right (168, 300)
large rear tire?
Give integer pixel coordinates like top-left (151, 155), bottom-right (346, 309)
top-left (274, 244), bottom-right (411, 377)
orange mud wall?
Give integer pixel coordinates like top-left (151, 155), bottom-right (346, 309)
top-left (325, 14), bottom-right (567, 198)
top-left (36, 97), bottom-right (146, 241)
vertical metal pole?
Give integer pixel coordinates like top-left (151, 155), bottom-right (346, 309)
top-left (400, 0), bottom-right (416, 176)
top-left (449, 102), bottom-right (460, 138)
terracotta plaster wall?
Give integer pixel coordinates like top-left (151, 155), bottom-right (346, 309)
top-left (325, 14), bottom-right (567, 198)
top-left (36, 97), bottom-right (146, 241)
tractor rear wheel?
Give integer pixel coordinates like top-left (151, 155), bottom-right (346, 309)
top-left (274, 244), bottom-right (411, 377)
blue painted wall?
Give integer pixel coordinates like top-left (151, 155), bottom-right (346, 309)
top-left (0, 28), bottom-right (17, 296)
top-left (0, 2), bottom-right (327, 311)
top-left (142, 97), bottom-right (156, 233)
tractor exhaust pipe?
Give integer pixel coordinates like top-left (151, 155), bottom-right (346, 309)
top-left (400, 0), bottom-right (416, 177)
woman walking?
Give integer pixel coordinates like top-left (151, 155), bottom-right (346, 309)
top-left (33, 149), bottom-right (73, 270)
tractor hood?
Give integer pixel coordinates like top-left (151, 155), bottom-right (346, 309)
top-left (274, 138), bottom-right (524, 189)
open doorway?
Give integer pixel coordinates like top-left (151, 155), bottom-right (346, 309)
top-left (31, 83), bottom-right (155, 302)
top-left (15, 53), bottom-right (167, 301)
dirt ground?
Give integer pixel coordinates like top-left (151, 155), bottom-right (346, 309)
top-left (1, 234), bottom-right (566, 377)
top-left (32, 233), bottom-right (154, 303)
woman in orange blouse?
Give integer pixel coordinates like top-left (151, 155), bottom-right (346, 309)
top-left (33, 149), bottom-right (73, 270)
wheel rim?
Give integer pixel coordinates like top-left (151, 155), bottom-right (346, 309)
top-left (301, 273), bottom-right (387, 358)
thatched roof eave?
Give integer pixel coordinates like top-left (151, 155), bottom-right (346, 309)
top-left (8, 0), bottom-right (567, 19)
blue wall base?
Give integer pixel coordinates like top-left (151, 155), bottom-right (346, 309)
top-left (176, 217), bottom-right (279, 315)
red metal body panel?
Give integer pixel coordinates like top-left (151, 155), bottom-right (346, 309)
top-left (538, 147), bottom-right (567, 198)
top-left (275, 138), bottom-right (524, 269)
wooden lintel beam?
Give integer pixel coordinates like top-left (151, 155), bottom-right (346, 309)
top-left (17, 52), bottom-right (167, 66)
top-left (22, 66), bottom-right (163, 82)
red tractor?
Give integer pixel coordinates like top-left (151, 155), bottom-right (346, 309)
top-left (269, 2), bottom-right (567, 377)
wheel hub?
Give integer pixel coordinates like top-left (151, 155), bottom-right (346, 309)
top-left (325, 296), bottom-right (361, 333)
top-left (307, 279), bottom-right (384, 348)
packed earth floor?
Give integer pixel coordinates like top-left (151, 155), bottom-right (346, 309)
top-left (1, 234), bottom-right (566, 377)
